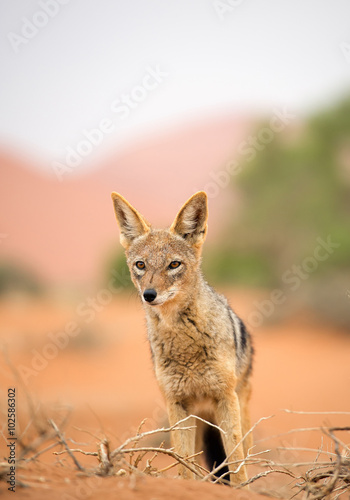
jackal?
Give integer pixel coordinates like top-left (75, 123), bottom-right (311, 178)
top-left (111, 191), bottom-right (253, 485)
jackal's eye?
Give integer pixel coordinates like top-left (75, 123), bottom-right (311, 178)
top-left (169, 261), bottom-right (181, 269)
top-left (135, 261), bottom-right (145, 270)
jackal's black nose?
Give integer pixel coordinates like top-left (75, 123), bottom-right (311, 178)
top-left (143, 288), bottom-right (157, 303)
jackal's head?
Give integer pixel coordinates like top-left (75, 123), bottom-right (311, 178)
top-left (111, 192), bottom-right (208, 308)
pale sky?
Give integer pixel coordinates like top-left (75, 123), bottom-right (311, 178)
top-left (0, 0), bottom-right (350, 172)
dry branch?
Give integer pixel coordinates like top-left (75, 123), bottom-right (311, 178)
top-left (43, 414), bottom-right (350, 497)
top-left (1, 400), bottom-right (349, 500)
top-left (98, 439), bottom-right (113, 475)
top-left (49, 419), bottom-right (84, 471)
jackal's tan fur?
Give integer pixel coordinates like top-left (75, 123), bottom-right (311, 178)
top-left (111, 191), bottom-right (253, 485)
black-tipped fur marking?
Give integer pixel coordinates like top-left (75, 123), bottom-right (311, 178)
top-left (238, 318), bottom-right (247, 352)
top-left (227, 307), bottom-right (238, 351)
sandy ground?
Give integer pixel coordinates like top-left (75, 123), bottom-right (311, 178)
top-left (0, 289), bottom-right (349, 499)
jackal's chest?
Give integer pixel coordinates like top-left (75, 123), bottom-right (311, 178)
top-left (148, 328), bottom-right (233, 400)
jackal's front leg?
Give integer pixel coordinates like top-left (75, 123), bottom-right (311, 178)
top-left (166, 401), bottom-right (196, 479)
top-left (215, 392), bottom-right (248, 485)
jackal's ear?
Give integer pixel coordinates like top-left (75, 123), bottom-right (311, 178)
top-left (170, 191), bottom-right (208, 247)
top-left (111, 192), bottom-right (150, 248)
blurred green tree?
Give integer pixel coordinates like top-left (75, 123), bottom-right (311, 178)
top-left (204, 96), bottom-right (350, 288)
top-left (0, 262), bottom-right (43, 295)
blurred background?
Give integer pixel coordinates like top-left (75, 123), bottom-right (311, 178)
top-left (0, 2), bottom-right (350, 493)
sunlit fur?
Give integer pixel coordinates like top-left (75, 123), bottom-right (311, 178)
top-left (111, 191), bottom-right (253, 485)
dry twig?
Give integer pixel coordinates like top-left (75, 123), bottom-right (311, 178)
top-left (49, 419), bottom-right (84, 471)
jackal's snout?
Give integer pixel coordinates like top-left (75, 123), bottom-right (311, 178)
top-left (143, 288), bottom-right (157, 303)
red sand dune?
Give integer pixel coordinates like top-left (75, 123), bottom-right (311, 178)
top-left (0, 116), bottom-right (250, 285)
